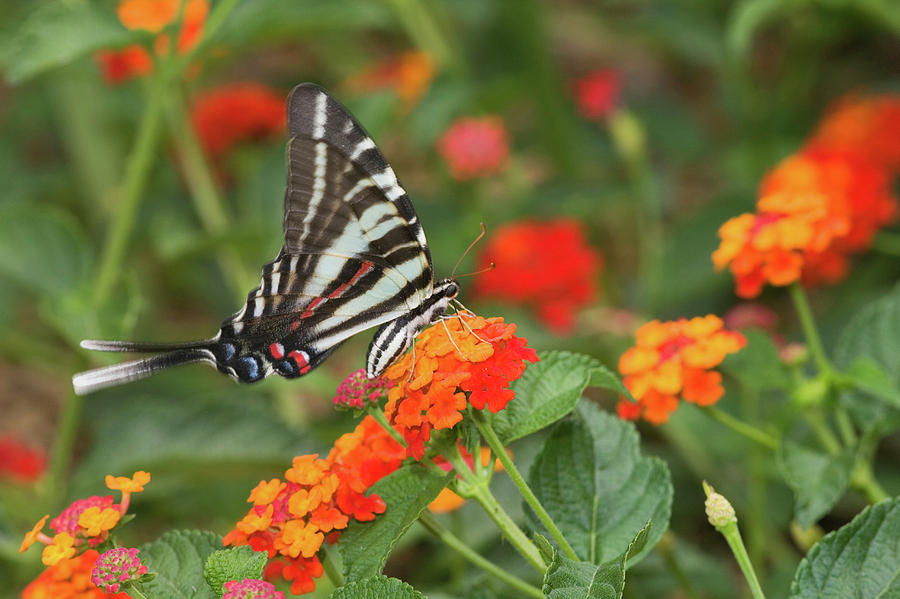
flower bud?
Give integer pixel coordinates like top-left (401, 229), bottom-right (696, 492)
top-left (703, 481), bottom-right (737, 529)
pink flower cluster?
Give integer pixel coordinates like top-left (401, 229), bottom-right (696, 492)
top-left (223, 578), bottom-right (285, 599)
top-left (332, 368), bottom-right (393, 409)
top-left (90, 547), bottom-right (148, 593)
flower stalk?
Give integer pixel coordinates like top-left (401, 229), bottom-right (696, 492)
top-left (703, 482), bottom-right (766, 599)
top-left (704, 407), bottom-right (778, 450)
top-left (471, 409), bottom-right (579, 561)
top-left (788, 283), bottom-right (834, 378)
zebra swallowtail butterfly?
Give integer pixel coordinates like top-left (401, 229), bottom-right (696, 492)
top-left (72, 83), bottom-right (459, 395)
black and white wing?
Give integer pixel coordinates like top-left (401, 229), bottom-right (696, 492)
top-left (73, 83), bottom-right (435, 393)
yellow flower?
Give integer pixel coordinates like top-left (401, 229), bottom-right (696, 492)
top-left (41, 533), bottom-right (75, 566)
top-left (19, 515), bottom-right (49, 553)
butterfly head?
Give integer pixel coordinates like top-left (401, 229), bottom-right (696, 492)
top-left (437, 278), bottom-right (460, 299)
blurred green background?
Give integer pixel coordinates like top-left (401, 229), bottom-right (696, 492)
top-left (0, 0), bottom-right (898, 596)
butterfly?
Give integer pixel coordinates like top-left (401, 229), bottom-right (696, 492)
top-left (72, 83), bottom-right (460, 395)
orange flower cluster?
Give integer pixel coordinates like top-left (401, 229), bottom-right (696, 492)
top-left (617, 316), bottom-right (746, 424)
top-left (96, 0), bottom-right (208, 84)
top-left (381, 314), bottom-right (538, 459)
top-left (345, 51), bottom-right (436, 107)
top-left (22, 550), bottom-right (130, 599)
top-left (473, 219), bottom-right (602, 333)
top-left (713, 94), bottom-right (900, 298)
top-left (189, 83), bottom-right (287, 158)
top-left (223, 416), bottom-right (405, 595)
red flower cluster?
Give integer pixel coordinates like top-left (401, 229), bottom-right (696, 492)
top-left (223, 416), bottom-right (404, 595)
top-left (381, 314), bottom-right (538, 459)
top-left (713, 94), bottom-right (900, 297)
top-left (22, 550), bottom-right (130, 599)
top-left (473, 219), bottom-right (602, 333)
top-left (190, 83), bottom-right (287, 158)
top-left (345, 51), bottom-right (436, 107)
top-left (0, 434), bottom-right (46, 483)
top-left (617, 316), bottom-right (746, 424)
top-left (95, 0), bottom-right (208, 84)
top-left (574, 69), bottom-right (621, 121)
top-left (437, 117), bottom-right (509, 180)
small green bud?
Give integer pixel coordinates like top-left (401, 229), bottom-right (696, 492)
top-left (703, 481), bottom-right (737, 529)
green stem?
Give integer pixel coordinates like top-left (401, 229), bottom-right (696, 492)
top-left (741, 388), bottom-right (767, 572)
top-left (125, 583), bottom-right (149, 599)
top-left (383, 0), bottom-right (456, 72)
top-left (367, 406), bottom-right (408, 447)
top-left (472, 410), bottom-right (579, 561)
top-left (92, 73), bottom-right (169, 307)
top-left (704, 407), bottom-right (778, 450)
top-left (805, 411), bottom-right (841, 455)
top-left (165, 87), bottom-right (253, 298)
top-left (418, 512), bottom-right (543, 598)
top-left (320, 544), bottom-right (344, 589)
top-left (444, 445), bottom-right (545, 573)
top-left (721, 522), bottom-right (767, 599)
top-left (788, 283), bottom-right (833, 377)
top-left (834, 405), bottom-right (857, 447)
top-left (851, 463), bottom-right (889, 504)
top-left (45, 391), bottom-right (84, 511)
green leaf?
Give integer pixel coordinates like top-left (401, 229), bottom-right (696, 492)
top-left (330, 576), bottom-right (426, 599)
top-left (720, 329), bottom-right (790, 391)
top-left (493, 351), bottom-right (628, 443)
top-left (834, 283), bottom-right (900, 431)
top-left (542, 522), bottom-right (651, 599)
top-left (777, 440), bottom-right (854, 528)
top-left (528, 402), bottom-right (672, 564)
top-left (790, 498), bottom-right (900, 597)
top-left (203, 546), bottom-right (267, 598)
top-left (726, 0), bottom-right (788, 58)
top-left (139, 530), bottom-right (222, 599)
top-left (1, 1), bottom-right (137, 84)
top-left (0, 204), bottom-right (92, 297)
top-left (338, 464), bottom-right (451, 582)
top-left (840, 358), bottom-right (900, 408)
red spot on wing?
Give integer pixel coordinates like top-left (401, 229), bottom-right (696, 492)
top-left (327, 261), bottom-right (376, 299)
top-left (288, 350), bottom-right (309, 368)
top-left (269, 342), bottom-right (285, 359)
top-left (301, 297), bottom-right (324, 319)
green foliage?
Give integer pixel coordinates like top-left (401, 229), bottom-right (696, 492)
top-left (777, 440), bottom-right (855, 528)
top-left (330, 575), bottom-right (426, 599)
top-left (542, 523), bottom-right (650, 599)
top-left (721, 329), bottom-right (791, 391)
top-left (203, 546), bottom-right (267, 598)
top-left (528, 402), bottom-right (672, 564)
top-left (790, 498), bottom-right (900, 597)
top-left (138, 530), bottom-right (222, 599)
top-left (493, 351), bottom-right (626, 443)
top-left (0, 1), bottom-right (138, 84)
top-left (338, 464), bottom-right (452, 582)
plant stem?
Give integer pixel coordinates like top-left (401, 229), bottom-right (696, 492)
top-left (805, 411), bottom-right (841, 455)
top-left (367, 406), bottom-right (408, 447)
top-left (92, 72), bottom-right (169, 307)
top-left (384, 0), bottom-right (456, 72)
top-left (721, 522), bottom-right (767, 599)
top-left (418, 512), bottom-right (543, 598)
top-left (851, 461), bottom-right (889, 504)
top-left (472, 410), bottom-right (579, 561)
top-left (788, 283), bottom-right (833, 377)
top-left (704, 407), bottom-right (778, 450)
top-left (320, 544), bottom-right (344, 589)
top-left (444, 445), bottom-right (545, 573)
top-left (165, 87), bottom-right (253, 298)
top-left (834, 406), bottom-right (857, 447)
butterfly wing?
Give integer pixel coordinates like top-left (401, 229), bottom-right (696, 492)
top-left (210, 84), bottom-right (434, 383)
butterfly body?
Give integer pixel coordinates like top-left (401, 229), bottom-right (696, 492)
top-left (72, 84), bottom-right (456, 395)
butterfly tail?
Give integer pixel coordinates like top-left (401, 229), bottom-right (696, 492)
top-left (80, 339), bottom-right (214, 352)
top-left (72, 345), bottom-right (215, 395)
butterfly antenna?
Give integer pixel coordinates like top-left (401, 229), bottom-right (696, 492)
top-left (451, 222), bottom-right (488, 278)
top-left (406, 339), bottom-right (417, 385)
top-left (449, 305), bottom-right (489, 345)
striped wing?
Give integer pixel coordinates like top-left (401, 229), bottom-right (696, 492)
top-left (210, 84), bottom-right (433, 383)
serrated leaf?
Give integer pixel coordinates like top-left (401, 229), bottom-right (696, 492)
top-left (0, 204), bottom-right (92, 297)
top-left (542, 522), bottom-right (651, 599)
top-left (493, 351), bottom-right (624, 443)
top-left (790, 498), bottom-right (900, 597)
top-left (528, 402), bottom-right (671, 564)
top-left (139, 530), bottom-right (222, 599)
top-left (330, 575), bottom-right (426, 599)
top-left (338, 464), bottom-right (451, 582)
top-left (588, 365), bottom-right (631, 398)
top-left (1, 1), bottom-right (138, 84)
top-left (777, 441), bottom-right (854, 528)
top-left (203, 546), bottom-right (267, 598)
top-left (720, 329), bottom-right (790, 391)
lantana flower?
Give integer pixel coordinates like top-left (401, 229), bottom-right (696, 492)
top-left (332, 368), bottom-right (392, 409)
top-left (345, 51), bottom-right (436, 107)
top-left (473, 219), bottom-right (602, 333)
top-left (223, 578), bottom-right (285, 599)
top-left (617, 316), bottom-right (746, 424)
top-left (20, 471), bottom-right (150, 565)
top-left (381, 314), bottom-right (538, 459)
top-left (95, 0), bottom-right (209, 84)
top-left (808, 94), bottom-right (900, 171)
top-left (190, 83), bottom-right (287, 159)
top-left (91, 547), bottom-right (150, 593)
top-left (223, 416), bottom-right (405, 595)
top-left (22, 549), bottom-right (130, 599)
top-left (428, 447), bottom-right (505, 513)
top-left (0, 434), bottom-right (46, 483)
top-left (574, 69), bottom-right (621, 121)
top-left (437, 116), bottom-right (509, 180)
